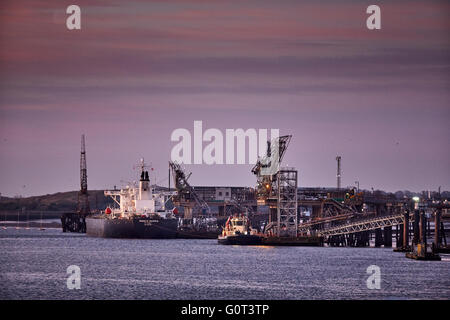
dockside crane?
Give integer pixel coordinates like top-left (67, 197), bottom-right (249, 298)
top-left (61, 134), bottom-right (90, 233)
top-left (251, 135), bottom-right (291, 204)
top-left (251, 135), bottom-right (298, 237)
top-left (168, 161), bottom-right (211, 218)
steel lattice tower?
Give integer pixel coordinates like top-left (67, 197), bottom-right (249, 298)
top-left (77, 134), bottom-right (90, 216)
top-left (275, 168), bottom-right (298, 237)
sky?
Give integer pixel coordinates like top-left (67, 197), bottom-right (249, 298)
top-left (0, 0), bottom-right (449, 197)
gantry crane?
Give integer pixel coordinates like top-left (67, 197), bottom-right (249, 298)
top-left (251, 135), bottom-right (298, 237)
top-left (169, 161), bottom-right (211, 218)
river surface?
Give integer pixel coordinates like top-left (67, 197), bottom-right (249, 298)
top-left (0, 228), bottom-right (449, 300)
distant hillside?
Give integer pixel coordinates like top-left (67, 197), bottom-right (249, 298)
top-left (0, 190), bottom-right (114, 212)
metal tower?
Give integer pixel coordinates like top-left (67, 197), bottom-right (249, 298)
top-left (336, 156), bottom-right (341, 190)
top-left (275, 168), bottom-right (298, 237)
top-left (77, 134), bottom-right (90, 216)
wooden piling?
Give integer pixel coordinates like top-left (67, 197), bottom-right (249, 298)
top-left (413, 210), bottom-right (420, 244)
top-left (398, 223), bottom-right (404, 248)
top-left (421, 211), bottom-right (427, 248)
top-left (375, 229), bottom-right (383, 247)
top-left (403, 211), bottom-right (409, 248)
top-left (384, 226), bottom-right (392, 247)
top-left (434, 209), bottom-right (441, 247)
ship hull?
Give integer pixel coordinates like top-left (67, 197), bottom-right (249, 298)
top-left (218, 234), bottom-right (263, 245)
top-left (176, 229), bottom-right (220, 239)
top-left (86, 217), bottom-right (178, 239)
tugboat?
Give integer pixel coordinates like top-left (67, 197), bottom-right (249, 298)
top-left (86, 159), bottom-right (178, 239)
top-left (218, 214), bottom-right (262, 245)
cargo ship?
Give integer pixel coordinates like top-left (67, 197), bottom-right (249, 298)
top-left (86, 159), bottom-right (177, 239)
top-left (218, 214), bottom-right (262, 245)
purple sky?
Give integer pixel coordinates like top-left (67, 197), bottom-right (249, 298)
top-left (1, 0), bottom-right (449, 197)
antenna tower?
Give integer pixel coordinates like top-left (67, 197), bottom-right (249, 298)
top-left (77, 134), bottom-right (90, 216)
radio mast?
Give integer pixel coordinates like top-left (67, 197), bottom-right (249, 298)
top-left (336, 156), bottom-right (342, 190)
top-left (77, 134), bottom-right (90, 216)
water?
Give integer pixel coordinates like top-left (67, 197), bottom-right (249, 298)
top-left (0, 228), bottom-right (449, 300)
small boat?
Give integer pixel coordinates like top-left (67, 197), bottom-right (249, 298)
top-left (218, 214), bottom-right (262, 245)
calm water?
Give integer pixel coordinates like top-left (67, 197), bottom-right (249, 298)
top-left (0, 228), bottom-right (449, 300)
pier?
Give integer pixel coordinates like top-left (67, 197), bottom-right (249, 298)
top-left (167, 135), bottom-right (450, 251)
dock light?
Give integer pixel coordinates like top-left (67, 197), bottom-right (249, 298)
top-left (412, 196), bottom-right (420, 202)
top-left (265, 184), bottom-right (270, 189)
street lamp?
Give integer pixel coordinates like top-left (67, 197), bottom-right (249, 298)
top-left (412, 196), bottom-right (420, 210)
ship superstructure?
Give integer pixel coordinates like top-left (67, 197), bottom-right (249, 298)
top-left (105, 161), bottom-right (173, 219)
top-left (86, 159), bottom-right (177, 238)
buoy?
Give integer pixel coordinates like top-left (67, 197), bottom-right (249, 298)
top-left (105, 207), bottom-right (112, 214)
